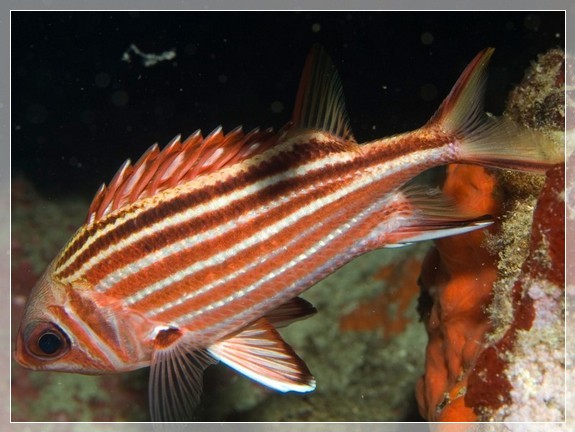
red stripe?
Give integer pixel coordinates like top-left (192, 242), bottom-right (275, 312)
top-left (104, 167), bottom-right (350, 302)
top-left (54, 139), bottom-right (348, 278)
top-left (148, 172), bottom-right (409, 331)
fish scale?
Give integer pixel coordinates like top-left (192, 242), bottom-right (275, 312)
top-left (15, 45), bottom-right (562, 422)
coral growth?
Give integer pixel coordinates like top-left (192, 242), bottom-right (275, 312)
top-left (339, 257), bottom-right (422, 339)
top-left (471, 163), bottom-right (564, 422)
top-left (416, 49), bottom-right (565, 422)
top-left (416, 165), bottom-right (500, 422)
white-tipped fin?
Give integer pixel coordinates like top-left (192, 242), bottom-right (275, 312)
top-left (208, 318), bottom-right (316, 393)
top-left (149, 330), bottom-right (217, 422)
top-left (384, 185), bottom-right (493, 247)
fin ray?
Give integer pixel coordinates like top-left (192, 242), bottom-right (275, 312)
top-left (86, 127), bottom-right (280, 224)
top-left (429, 47), bottom-right (563, 172)
top-left (383, 185), bottom-right (493, 247)
top-left (149, 340), bottom-right (216, 422)
top-left (291, 44), bottom-right (355, 142)
top-left (208, 318), bottom-right (315, 393)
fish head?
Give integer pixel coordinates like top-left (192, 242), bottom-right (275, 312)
top-left (15, 262), bottom-right (150, 374)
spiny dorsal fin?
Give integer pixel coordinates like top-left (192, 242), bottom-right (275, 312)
top-left (86, 126), bottom-right (282, 224)
top-left (291, 44), bottom-right (355, 142)
top-left (87, 46), bottom-right (355, 225)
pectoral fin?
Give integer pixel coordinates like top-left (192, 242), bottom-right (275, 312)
top-left (208, 318), bottom-right (316, 393)
top-left (264, 296), bottom-right (317, 328)
top-left (149, 328), bottom-right (217, 422)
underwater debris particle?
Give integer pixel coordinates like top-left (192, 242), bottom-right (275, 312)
top-left (421, 32), bottom-right (434, 45)
top-left (122, 43), bottom-right (176, 67)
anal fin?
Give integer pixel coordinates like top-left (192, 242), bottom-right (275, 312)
top-left (208, 318), bottom-right (316, 393)
top-left (383, 185), bottom-right (493, 247)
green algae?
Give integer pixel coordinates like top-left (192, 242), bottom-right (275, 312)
top-left (13, 371), bottom-right (109, 421)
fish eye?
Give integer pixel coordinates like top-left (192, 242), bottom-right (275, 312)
top-left (25, 322), bottom-right (70, 359)
top-left (38, 332), bottom-right (62, 354)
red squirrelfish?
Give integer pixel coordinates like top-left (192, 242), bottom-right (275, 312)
top-left (14, 46), bottom-right (562, 421)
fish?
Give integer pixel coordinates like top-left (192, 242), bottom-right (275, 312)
top-left (14, 45), bottom-right (562, 422)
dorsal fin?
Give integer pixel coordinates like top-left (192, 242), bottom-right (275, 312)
top-left (86, 126), bottom-right (282, 224)
top-left (291, 44), bottom-right (355, 142)
top-left (86, 46), bottom-right (355, 225)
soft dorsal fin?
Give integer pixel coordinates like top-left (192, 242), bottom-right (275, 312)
top-left (86, 126), bottom-right (283, 224)
top-left (291, 44), bottom-right (355, 142)
top-left (86, 45), bottom-right (355, 225)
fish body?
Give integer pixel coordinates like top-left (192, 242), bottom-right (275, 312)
top-left (14, 46), bottom-right (562, 421)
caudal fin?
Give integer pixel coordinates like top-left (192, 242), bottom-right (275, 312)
top-left (429, 48), bottom-right (563, 173)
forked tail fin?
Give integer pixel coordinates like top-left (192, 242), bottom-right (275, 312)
top-left (429, 48), bottom-right (563, 173)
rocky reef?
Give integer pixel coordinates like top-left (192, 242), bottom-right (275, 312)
top-left (416, 49), bottom-right (566, 423)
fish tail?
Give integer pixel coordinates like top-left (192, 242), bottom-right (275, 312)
top-left (429, 48), bottom-right (563, 173)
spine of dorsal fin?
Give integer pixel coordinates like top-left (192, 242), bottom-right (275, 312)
top-left (83, 127), bottom-right (281, 225)
top-left (291, 44), bottom-right (355, 142)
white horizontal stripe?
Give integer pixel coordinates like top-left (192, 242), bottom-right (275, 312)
top-left (171, 143), bottom-right (450, 325)
top-left (144, 193), bottom-right (346, 318)
top-left (96, 186), bottom-right (302, 293)
top-left (61, 143), bottom-right (356, 286)
top-left (54, 139), bottom-right (299, 279)
top-left (125, 173), bottom-right (343, 306)
top-left (177, 187), bottom-right (396, 331)
top-left (128, 144), bottom-right (448, 310)
top-left (99, 151), bottom-right (354, 295)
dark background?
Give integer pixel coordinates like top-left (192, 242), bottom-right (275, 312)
top-left (12, 11), bottom-right (564, 199)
